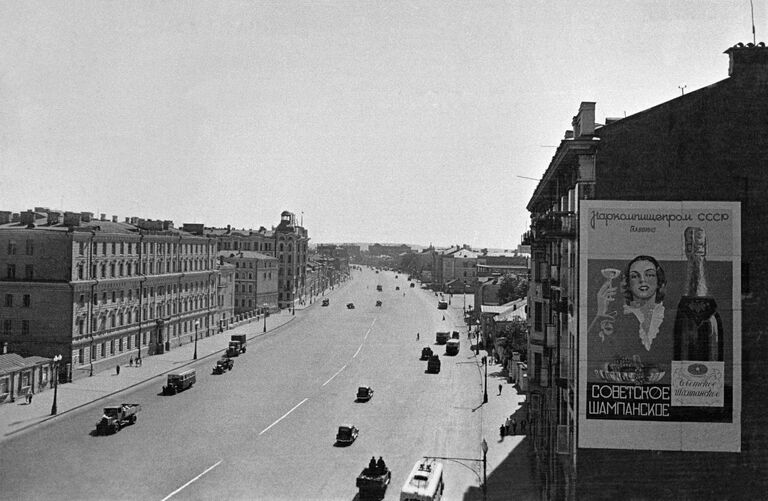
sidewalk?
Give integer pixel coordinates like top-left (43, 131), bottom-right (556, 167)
top-left (0, 295), bottom-right (330, 443)
top-left (444, 293), bottom-right (537, 500)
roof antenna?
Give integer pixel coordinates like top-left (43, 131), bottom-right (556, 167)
top-left (751, 0), bottom-right (757, 44)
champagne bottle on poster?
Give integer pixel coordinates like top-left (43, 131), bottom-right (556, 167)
top-left (673, 227), bottom-right (724, 361)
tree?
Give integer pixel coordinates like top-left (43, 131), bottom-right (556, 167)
top-left (497, 274), bottom-right (527, 304)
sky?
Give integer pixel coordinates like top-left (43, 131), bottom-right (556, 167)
top-left (0, 1), bottom-right (760, 249)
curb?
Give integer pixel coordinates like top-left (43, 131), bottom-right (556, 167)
top-left (5, 315), bottom-right (298, 438)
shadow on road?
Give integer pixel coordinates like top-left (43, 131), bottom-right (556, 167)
top-left (462, 437), bottom-right (541, 501)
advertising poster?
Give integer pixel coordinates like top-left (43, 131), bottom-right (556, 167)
top-left (578, 201), bottom-right (741, 452)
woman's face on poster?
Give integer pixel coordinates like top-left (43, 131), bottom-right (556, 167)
top-left (628, 260), bottom-right (658, 301)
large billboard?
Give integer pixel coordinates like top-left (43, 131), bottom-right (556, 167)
top-left (578, 201), bottom-right (741, 452)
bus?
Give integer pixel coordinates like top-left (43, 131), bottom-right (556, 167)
top-left (445, 339), bottom-right (460, 355)
top-left (400, 459), bottom-right (444, 501)
top-left (435, 331), bottom-right (450, 345)
top-left (437, 300), bottom-right (448, 310)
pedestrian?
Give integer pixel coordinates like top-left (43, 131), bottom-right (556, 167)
top-left (116, 364), bottom-right (120, 376)
top-left (129, 356), bottom-right (134, 367)
top-left (505, 417), bottom-right (511, 436)
top-left (28, 390), bottom-right (33, 404)
top-left (512, 417), bottom-right (517, 435)
top-left (498, 383), bottom-right (503, 395)
top-left (499, 423), bottom-right (505, 440)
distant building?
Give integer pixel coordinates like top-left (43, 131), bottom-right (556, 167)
top-left (218, 251), bottom-right (278, 315)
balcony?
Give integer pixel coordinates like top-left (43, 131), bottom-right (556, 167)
top-left (534, 212), bottom-right (576, 240)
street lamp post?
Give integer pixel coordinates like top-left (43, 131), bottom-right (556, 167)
top-left (50, 354), bottom-right (62, 415)
top-left (482, 355), bottom-right (488, 404)
top-left (481, 439), bottom-right (488, 501)
top-left (193, 320), bottom-right (199, 360)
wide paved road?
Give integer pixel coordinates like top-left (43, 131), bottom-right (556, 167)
top-left (0, 267), bottom-right (489, 500)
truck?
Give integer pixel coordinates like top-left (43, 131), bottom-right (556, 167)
top-left (356, 459), bottom-right (391, 500)
top-left (227, 341), bottom-right (242, 357)
top-left (230, 334), bottom-right (247, 353)
top-left (212, 356), bottom-right (234, 374)
top-left (376, 285), bottom-right (383, 292)
top-left (437, 300), bottom-right (448, 310)
top-left (427, 355), bottom-right (441, 373)
top-left (95, 403), bottom-right (140, 435)
top-left (435, 331), bottom-right (450, 344)
top-left (445, 339), bottom-right (460, 355)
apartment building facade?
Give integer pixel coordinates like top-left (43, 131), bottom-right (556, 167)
top-left (525, 43), bottom-right (768, 499)
top-left (0, 210), bottom-right (222, 381)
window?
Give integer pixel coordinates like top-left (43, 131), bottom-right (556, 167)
top-left (78, 348), bottom-right (84, 365)
top-left (120, 242), bottom-right (125, 254)
top-left (102, 292), bottom-right (107, 303)
top-left (21, 320), bottom-right (29, 336)
top-left (77, 265), bottom-right (84, 279)
top-left (79, 242), bottom-right (85, 255)
top-left (4, 295), bottom-right (11, 307)
top-left (101, 343), bottom-right (106, 357)
top-left (3, 319), bottom-right (11, 335)
top-left (112, 291), bottom-right (116, 303)
top-left (112, 242), bottom-right (116, 254)
top-left (79, 294), bottom-right (84, 305)
top-left (24, 265), bottom-right (33, 280)
top-left (6, 264), bottom-right (16, 279)
top-left (102, 243), bottom-right (107, 255)
top-left (23, 295), bottom-right (30, 307)
top-left (25, 239), bottom-right (33, 255)
top-left (110, 263), bottom-right (115, 277)
top-left (7, 241), bottom-right (17, 255)
top-left (534, 302), bottom-right (543, 332)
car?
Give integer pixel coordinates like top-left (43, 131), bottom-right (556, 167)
top-left (376, 300), bottom-right (382, 307)
top-left (356, 386), bottom-right (374, 402)
top-left (410, 283), bottom-right (415, 288)
top-left (336, 424), bottom-right (359, 445)
top-left (420, 346), bottom-right (433, 360)
top-left (322, 298), bottom-right (330, 306)
top-left (347, 303), bottom-right (356, 309)
top-left (212, 357), bottom-right (233, 374)
top-left (395, 286), bottom-right (400, 290)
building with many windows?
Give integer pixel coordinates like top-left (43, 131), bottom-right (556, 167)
top-left (274, 211), bottom-right (309, 310)
top-left (525, 44), bottom-right (768, 500)
top-left (218, 251), bottom-right (278, 315)
top-left (0, 209), bottom-right (222, 381)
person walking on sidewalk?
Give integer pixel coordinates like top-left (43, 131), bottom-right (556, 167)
top-left (116, 364), bottom-right (120, 376)
top-left (129, 356), bottom-right (134, 367)
top-left (511, 417), bottom-right (517, 435)
top-left (499, 424), bottom-right (505, 441)
top-left (498, 383), bottom-right (503, 396)
top-left (504, 417), bottom-right (511, 436)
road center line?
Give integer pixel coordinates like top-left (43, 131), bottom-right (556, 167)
top-left (322, 364), bottom-right (347, 386)
top-left (259, 398), bottom-right (309, 435)
top-left (161, 460), bottom-right (222, 501)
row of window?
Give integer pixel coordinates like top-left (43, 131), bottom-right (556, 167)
top-left (76, 257), bottom-right (214, 280)
top-left (6, 240), bottom-right (34, 256)
top-left (75, 333), bottom-right (146, 365)
top-left (79, 282), bottom-right (214, 305)
top-left (2, 319), bottom-right (29, 336)
top-left (235, 272), bottom-right (272, 281)
top-left (4, 294), bottom-right (31, 307)
top-left (5, 264), bottom-right (32, 280)
top-left (77, 241), bottom-right (213, 257)
top-left (76, 298), bottom-right (211, 333)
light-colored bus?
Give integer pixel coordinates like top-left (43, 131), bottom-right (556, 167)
top-left (400, 459), bottom-right (444, 501)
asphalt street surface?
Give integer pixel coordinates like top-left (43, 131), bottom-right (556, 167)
top-left (0, 268), bottom-right (529, 500)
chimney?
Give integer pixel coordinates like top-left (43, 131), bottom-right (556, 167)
top-left (81, 212), bottom-right (93, 222)
top-left (100, 213), bottom-right (107, 221)
top-left (112, 215), bottom-right (118, 223)
top-left (572, 102), bottom-right (596, 138)
top-left (725, 42), bottom-right (768, 78)
top-left (0, 211), bottom-right (11, 224)
top-left (47, 211), bottom-right (61, 225)
top-left (20, 211), bottom-right (36, 226)
top-left (564, 130), bottom-right (574, 139)
top-left (64, 212), bottom-right (82, 226)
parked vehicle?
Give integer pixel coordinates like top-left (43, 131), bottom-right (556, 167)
top-left (451, 331), bottom-right (460, 339)
top-left (95, 403), bottom-right (140, 435)
top-left (400, 459), bottom-right (444, 501)
top-left (437, 300), bottom-right (448, 310)
top-left (376, 300), bottom-right (382, 307)
top-left (322, 298), bottom-right (330, 306)
top-left (420, 346), bottom-right (433, 360)
top-left (435, 331), bottom-right (450, 345)
top-left (356, 386), bottom-right (374, 402)
top-left (376, 285), bottom-right (383, 291)
top-left (357, 459), bottom-right (391, 500)
top-left (410, 283), bottom-right (415, 288)
top-left (395, 286), bottom-right (400, 290)
top-left (230, 334), bottom-right (247, 353)
top-left (347, 303), bottom-right (356, 309)
top-left (212, 357), bottom-right (233, 374)
top-left (336, 424), bottom-right (359, 445)
top-left (426, 355), bottom-right (441, 374)
top-left (163, 369), bottom-right (196, 395)
top-left (445, 339), bottom-right (460, 356)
